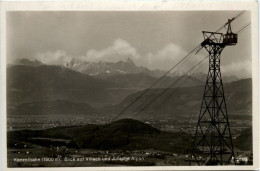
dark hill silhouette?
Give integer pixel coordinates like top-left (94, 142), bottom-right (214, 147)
top-left (8, 119), bottom-right (192, 153)
top-left (105, 118), bottom-right (160, 134)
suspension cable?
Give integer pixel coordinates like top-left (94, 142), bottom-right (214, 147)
top-left (236, 23), bottom-right (251, 34)
top-left (215, 11), bottom-right (246, 33)
top-left (110, 10), bottom-right (247, 123)
top-left (110, 44), bottom-right (201, 122)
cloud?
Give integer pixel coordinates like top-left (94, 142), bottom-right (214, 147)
top-left (84, 39), bottom-right (193, 71)
top-left (85, 38), bottom-right (140, 62)
top-left (32, 39), bottom-right (141, 65)
top-left (31, 38), bottom-right (251, 78)
top-left (32, 39), bottom-right (207, 74)
top-left (34, 50), bottom-right (72, 65)
top-left (141, 43), bottom-right (191, 70)
top-left (221, 60), bottom-right (252, 78)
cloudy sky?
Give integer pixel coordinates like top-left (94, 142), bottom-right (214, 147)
top-left (7, 11), bottom-right (251, 78)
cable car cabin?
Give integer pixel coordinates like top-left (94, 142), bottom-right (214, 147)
top-left (222, 18), bottom-right (238, 46)
top-left (223, 32), bottom-right (237, 46)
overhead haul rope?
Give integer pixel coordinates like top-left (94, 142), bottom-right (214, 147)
top-left (110, 10), bottom-right (246, 123)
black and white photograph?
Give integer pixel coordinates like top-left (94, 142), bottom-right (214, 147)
top-left (1, 1), bottom-right (259, 170)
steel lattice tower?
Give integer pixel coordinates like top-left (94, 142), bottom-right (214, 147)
top-left (190, 19), bottom-right (237, 165)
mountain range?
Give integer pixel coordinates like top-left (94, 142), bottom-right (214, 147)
top-left (64, 58), bottom-right (240, 83)
top-left (65, 58), bottom-right (166, 78)
top-left (8, 59), bottom-right (252, 120)
top-left (7, 59), bottom-right (203, 106)
top-left (12, 58), bottom-right (240, 83)
top-left (7, 64), bottom-right (135, 108)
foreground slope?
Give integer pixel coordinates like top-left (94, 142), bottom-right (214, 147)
top-left (8, 119), bottom-right (192, 153)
